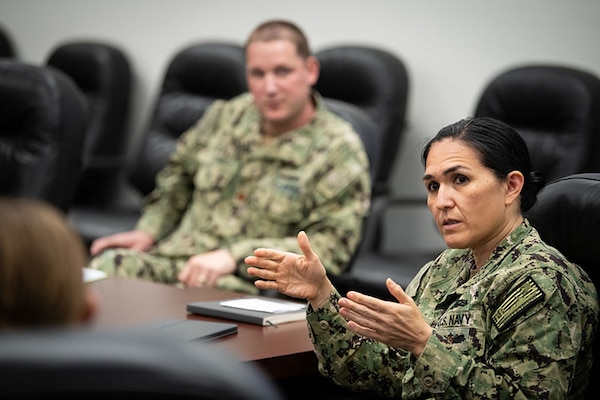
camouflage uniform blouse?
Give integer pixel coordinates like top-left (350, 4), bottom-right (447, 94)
top-left (136, 92), bottom-right (371, 291)
top-left (307, 220), bottom-right (599, 399)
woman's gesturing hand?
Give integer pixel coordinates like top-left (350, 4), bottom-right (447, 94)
top-left (245, 231), bottom-right (333, 308)
top-left (338, 278), bottom-right (433, 357)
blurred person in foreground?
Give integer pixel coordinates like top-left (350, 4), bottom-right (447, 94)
top-left (0, 197), bottom-right (97, 329)
top-left (246, 117), bottom-right (599, 399)
top-left (88, 19), bottom-right (371, 295)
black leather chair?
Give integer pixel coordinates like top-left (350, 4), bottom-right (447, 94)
top-left (0, 60), bottom-right (88, 213)
top-left (129, 42), bottom-right (248, 196)
top-left (314, 45), bottom-right (409, 196)
top-left (69, 41), bottom-right (248, 245)
top-left (525, 173), bottom-right (600, 400)
top-left (46, 41), bottom-right (133, 207)
top-left (0, 24), bottom-right (15, 58)
top-left (475, 64), bottom-right (600, 183)
top-left (0, 329), bottom-right (284, 399)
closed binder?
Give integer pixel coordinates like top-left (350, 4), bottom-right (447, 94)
top-left (187, 297), bottom-right (307, 326)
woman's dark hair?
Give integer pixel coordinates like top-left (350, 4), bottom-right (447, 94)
top-left (421, 117), bottom-right (546, 212)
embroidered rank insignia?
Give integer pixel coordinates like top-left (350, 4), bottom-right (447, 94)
top-left (492, 277), bottom-right (544, 331)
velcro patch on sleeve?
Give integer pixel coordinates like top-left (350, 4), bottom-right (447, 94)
top-left (492, 277), bottom-right (544, 331)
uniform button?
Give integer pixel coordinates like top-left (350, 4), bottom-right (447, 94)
top-left (423, 376), bottom-right (434, 387)
top-left (318, 320), bottom-right (330, 330)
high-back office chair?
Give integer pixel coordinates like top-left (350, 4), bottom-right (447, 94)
top-left (46, 41), bottom-right (133, 207)
top-left (69, 42), bottom-right (248, 245)
top-left (0, 24), bottom-right (15, 58)
top-left (525, 173), bottom-right (600, 400)
top-left (129, 42), bottom-right (248, 195)
top-left (0, 60), bottom-right (88, 213)
top-left (475, 64), bottom-right (600, 183)
top-left (0, 329), bottom-right (284, 399)
top-left (314, 44), bottom-right (409, 196)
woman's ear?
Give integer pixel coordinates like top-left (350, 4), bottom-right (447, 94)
top-left (505, 170), bottom-right (525, 207)
top-left (81, 287), bottom-right (100, 324)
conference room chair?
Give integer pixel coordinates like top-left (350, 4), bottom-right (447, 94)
top-left (474, 64), bottom-right (600, 183)
top-left (46, 41), bottom-right (133, 218)
top-left (0, 60), bottom-right (88, 213)
top-left (0, 328), bottom-right (284, 399)
top-left (314, 44), bottom-right (409, 196)
top-left (524, 172), bottom-right (600, 400)
top-left (67, 41), bottom-right (248, 245)
top-left (0, 25), bottom-right (15, 58)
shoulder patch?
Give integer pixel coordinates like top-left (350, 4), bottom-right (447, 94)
top-left (492, 277), bottom-right (545, 331)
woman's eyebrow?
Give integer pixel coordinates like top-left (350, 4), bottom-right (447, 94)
top-left (423, 165), bottom-right (465, 181)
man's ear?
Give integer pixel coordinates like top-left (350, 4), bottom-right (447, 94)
top-left (306, 55), bottom-right (320, 86)
top-left (505, 170), bottom-right (525, 207)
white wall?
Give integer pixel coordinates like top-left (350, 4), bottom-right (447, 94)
top-left (2, 0), bottom-right (599, 250)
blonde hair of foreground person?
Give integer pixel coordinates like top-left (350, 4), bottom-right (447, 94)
top-left (0, 197), bottom-right (97, 329)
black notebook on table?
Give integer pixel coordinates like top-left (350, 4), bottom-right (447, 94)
top-left (187, 296), bottom-right (307, 326)
top-left (122, 318), bottom-right (238, 342)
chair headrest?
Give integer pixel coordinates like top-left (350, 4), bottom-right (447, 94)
top-left (475, 65), bottom-right (600, 182)
top-left (164, 41), bottom-right (247, 98)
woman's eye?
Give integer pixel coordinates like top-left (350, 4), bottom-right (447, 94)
top-left (454, 175), bottom-right (468, 184)
top-left (427, 182), bottom-right (439, 192)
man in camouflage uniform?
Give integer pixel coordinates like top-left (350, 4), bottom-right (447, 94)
top-left (245, 118), bottom-right (599, 398)
top-left (88, 20), bottom-right (371, 294)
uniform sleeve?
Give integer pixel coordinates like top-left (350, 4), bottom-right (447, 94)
top-left (136, 101), bottom-right (226, 240)
top-left (229, 133), bottom-right (371, 278)
top-left (305, 288), bottom-right (414, 398)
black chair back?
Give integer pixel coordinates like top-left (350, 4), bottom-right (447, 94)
top-left (0, 60), bottom-right (87, 212)
top-left (315, 45), bottom-right (409, 195)
top-left (526, 173), bottom-right (600, 400)
top-left (47, 41), bottom-right (133, 205)
top-left (129, 42), bottom-right (247, 196)
top-left (0, 329), bottom-right (284, 399)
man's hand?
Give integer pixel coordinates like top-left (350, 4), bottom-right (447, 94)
top-left (178, 249), bottom-right (236, 288)
top-left (90, 230), bottom-right (155, 256)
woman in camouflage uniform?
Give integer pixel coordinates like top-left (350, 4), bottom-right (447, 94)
top-left (246, 117), bottom-right (599, 399)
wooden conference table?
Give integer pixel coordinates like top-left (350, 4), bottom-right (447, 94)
top-left (90, 277), bottom-right (317, 380)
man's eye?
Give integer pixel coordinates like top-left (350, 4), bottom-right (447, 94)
top-left (275, 67), bottom-right (290, 76)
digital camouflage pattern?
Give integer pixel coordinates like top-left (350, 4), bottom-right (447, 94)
top-left (307, 220), bottom-right (599, 399)
top-left (90, 92), bottom-right (371, 294)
